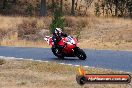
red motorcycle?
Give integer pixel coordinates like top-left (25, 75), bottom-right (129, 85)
top-left (44, 35), bottom-right (86, 60)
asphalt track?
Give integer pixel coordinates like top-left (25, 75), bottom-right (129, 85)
top-left (0, 46), bottom-right (132, 72)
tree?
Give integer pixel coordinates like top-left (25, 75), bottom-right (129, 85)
top-left (12, 0), bottom-right (17, 3)
top-left (2, 0), bottom-right (7, 9)
top-left (84, 0), bottom-right (93, 15)
top-left (94, 2), bottom-right (101, 17)
top-left (52, 0), bottom-right (55, 12)
top-left (114, 0), bottom-right (119, 16)
top-left (51, 0), bottom-right (63, 14)
top-left (95, 0), bottom-right (132, 17)
top-left (40, 0), bottom-right (46, 16)
top-left (71, 0), bottom-right (75, 15)
top-left (60, 0), bottom-right (63, 13)
top-left (50, 7), bottom-right (65, 33)
top-left (75, 0), bottom-right (78, 10)
top-left (127, 0), bottom-right (132, 17)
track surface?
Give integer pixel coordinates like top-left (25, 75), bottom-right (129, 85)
top-left (0, 46), bottom-right (132, 72)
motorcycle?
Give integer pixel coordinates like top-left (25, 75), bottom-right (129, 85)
top-left (44, 35), bottom-right (87, 60)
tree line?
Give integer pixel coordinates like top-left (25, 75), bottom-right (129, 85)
top-left (35, 0), bottom-right (93, 16)
top-left (94, 0), bottom-right (132, 17)
top-left (1, 0), bottom-right (132, 18)
top-left (1, 0), bottom-right (93, 16)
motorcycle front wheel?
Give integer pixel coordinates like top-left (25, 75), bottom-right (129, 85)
top-left (74, 47), bottom-right (87, 60)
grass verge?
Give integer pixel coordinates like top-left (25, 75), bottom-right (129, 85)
top-left (0, 58), bottom-right (131, 88)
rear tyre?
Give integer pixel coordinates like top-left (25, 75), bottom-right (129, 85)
top-left (74, 47), bottom-right (87, 60)
top-left (51, 47), bottom-right (64, 59)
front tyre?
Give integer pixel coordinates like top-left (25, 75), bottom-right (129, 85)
top-left (74, 47), bottom-right (87, 60)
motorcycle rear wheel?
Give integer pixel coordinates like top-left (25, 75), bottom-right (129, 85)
top-left (51, 47), bottom-right (64, 59)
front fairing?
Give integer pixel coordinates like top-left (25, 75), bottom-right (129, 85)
top-left (44, 36), bottom-right (54, 46)
top-left (58, 36), bottom-right (78, 55)
top-left (58, 36), bottom-right (78, 47)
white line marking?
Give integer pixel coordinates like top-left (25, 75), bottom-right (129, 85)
top-left (35, 60), bottom-right (43, 62)
top-left (59, 63), bottom-right (65, 65)
top-left (26, 59), bottom-right (34, 61)
top-left (67, 64), bottom-right (72, 66)
top-left (0, 56), bottom-right (131, 74)
top-left (42, 61), bottom-right (49, 63)
top-left (18, 58), bottom-right (24, 60)
top-left (74, 65), bottom-right (80, 67)
top-left (0, 56), bottom-right (4, 58)
top-left (84, 66), bottom-right (89, 68)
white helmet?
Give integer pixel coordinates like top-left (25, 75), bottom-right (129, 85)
top-left (54, 28), bottom-right (62, 36)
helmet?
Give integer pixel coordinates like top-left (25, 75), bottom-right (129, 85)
top-left (54, 28), bottom-right (62, 36)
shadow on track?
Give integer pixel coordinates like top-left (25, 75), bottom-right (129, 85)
top-left (51, 57), bottom-right (81, 61)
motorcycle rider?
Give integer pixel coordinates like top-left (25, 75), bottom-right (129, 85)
top-left (52, 28), bottom-right (67, 51)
